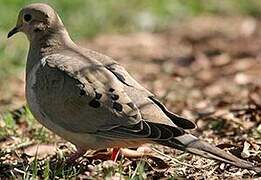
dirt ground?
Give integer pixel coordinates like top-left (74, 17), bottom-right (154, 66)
top-left (1, 16), bottom-right (261, 179)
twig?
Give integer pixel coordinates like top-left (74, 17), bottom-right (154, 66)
top-left (14, 168), bottom-right (32, 176)
top-left (152, 148), bottom-right (198, 168)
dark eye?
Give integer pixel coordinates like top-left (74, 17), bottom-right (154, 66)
top-left (24, 14), bottom-right (32, 22)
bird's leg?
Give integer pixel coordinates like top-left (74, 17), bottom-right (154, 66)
top-left (66, 147), bottom-right (87, 164)
top-left (110, 145), bottom-right (153, 160)
top-left (111, 148), bottom-right (120, 161)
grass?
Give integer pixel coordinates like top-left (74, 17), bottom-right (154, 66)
top-left (1, 0), bottom-right (261, 179)
top-left (0, 107), bottom-right (152, 179)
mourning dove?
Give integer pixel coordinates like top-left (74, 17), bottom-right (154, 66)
top-left (7, 3), bottom-right (260, 172)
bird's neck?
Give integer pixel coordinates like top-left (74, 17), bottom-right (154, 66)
top-left (26, 29), bottom-right (76, 74)
top-left (30, 28), bottom-right (75, 54)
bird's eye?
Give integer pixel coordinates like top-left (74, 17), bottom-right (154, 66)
top-left (23, 14), bottom-right (32, 22)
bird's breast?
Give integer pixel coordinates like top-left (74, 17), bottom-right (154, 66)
top-left (24, 61), bottom-right (113, 148)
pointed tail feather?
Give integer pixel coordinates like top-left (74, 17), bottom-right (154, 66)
top-left (156, 134), bottom-right (261, 172)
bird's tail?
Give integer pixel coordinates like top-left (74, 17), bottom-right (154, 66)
top-left (156, 134), bottom-right (261, 172)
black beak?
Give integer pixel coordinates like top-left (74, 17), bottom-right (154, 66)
top-left (7, 27), bottom-right (19, 38)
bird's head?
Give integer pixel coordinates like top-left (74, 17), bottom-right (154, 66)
top-left (8, 3), bottom-right (65, 42)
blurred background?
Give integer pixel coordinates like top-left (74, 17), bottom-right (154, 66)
top-left (1, 0), bottom-right (261, 179)
top-left (1, 0), bottom-right (261, 82)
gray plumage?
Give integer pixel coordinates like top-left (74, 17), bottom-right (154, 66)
top-left (8, 3), bottom-right (260, 172)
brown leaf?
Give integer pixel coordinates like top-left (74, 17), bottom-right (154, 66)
top-left (23, 144), bottom-right (56, 159)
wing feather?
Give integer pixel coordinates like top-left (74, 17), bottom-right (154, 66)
top-left (38, 52), bottom-right (184, 140)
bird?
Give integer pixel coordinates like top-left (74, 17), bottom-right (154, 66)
top-left (7, 3), bottom-right (260, 172)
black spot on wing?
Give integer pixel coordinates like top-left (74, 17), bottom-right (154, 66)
top-left (109, 88), bottom-right (115, 92)
top-left (113, 102), bottom-right (123, 112)
top-left (89, 99), bottom-right (101, 108)
top-left (95, 92), bottom-right (102, 99)
top-left (80, 89), bottom-right (85, 96)
top-left (111, 94), bottom-right (119, 100)
top-left (77, 84), bottom-right (86, 96)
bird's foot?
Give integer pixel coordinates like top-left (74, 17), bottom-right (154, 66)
top-left (109, 145), bottom-right (153, 161)
top-left (64, 145), bottom-right (153, 163)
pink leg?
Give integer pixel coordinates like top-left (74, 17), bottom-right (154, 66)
top-left (111, 148), bottom-right (120, 162)
top-left (66, 148), bottom-right (86, 164)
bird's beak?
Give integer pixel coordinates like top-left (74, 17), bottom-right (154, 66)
top-left (7, 26), bottom-right (20, 38)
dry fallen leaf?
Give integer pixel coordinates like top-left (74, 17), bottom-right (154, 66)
top-left (23, 144), bottom-right (57, 159)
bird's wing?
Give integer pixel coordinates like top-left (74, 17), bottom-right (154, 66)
top-left (85, 49), bottom-right (196, 129)
top-left (34, 52), bottom-right (184, 140)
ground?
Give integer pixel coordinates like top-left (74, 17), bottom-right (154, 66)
top-left (0, 16), bottom-right (261, 179)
